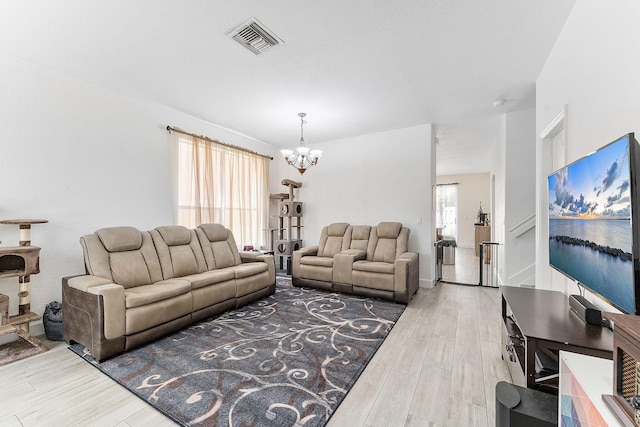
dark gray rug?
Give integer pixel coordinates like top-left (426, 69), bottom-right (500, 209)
top-left (70, 277), bottom-right (405, 426)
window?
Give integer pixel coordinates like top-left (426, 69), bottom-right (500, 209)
top-left (436, 184), bottom-right (458, 241)
top-left (176, 132), bottom-right (270, 248)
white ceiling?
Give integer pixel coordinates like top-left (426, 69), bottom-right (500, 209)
top-left (0, 0), bottom-right (575, 175)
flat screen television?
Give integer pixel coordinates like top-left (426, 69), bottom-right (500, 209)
top-left (548, 133), bottom-right (640, 315)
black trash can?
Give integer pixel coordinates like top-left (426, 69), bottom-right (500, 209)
top-left (43, 301), bottom-right (63, 341)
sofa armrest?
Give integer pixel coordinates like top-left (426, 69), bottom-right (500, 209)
top-left (394, 252), bottom-right (420, 300)
top-left (295, 246), bottom-right (319, 257)
top-left (66, 274), bottom-right (113, 292)
top-left (259, 254), bottom-right (276, 286)
top-left (86, 284), bottom-right (125, 339)
top-left (62, 275), bottom-right (126, 361)
top-left (333, 249), bottom-right (367, 285)
top-left (240, 251), bottom-right (267, 262)
top-left (65, 275), bottom-right (126, 340)
top-left (339, 249), bottom-right (366, 260)
top-left (292, 246), bottom-right (319, 279)
top-left (238, 252), bottom-right (276, 286)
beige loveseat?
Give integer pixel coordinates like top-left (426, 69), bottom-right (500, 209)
top-left (292, 222), bottom-right (419, 303)
top-left (62, 223), bottom-right (275, 361)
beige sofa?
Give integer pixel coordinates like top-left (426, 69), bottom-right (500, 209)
top-left (62, 223), bottom-right (275, 361)
top-left (292, 222), bottom-right (419, 303)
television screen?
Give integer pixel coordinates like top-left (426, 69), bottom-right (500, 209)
top-left (548, 133), bottom-right (639, 314)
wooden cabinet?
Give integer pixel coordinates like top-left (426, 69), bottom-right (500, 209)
top-left (474, 225), bottom-right (490, 256)
top-left (501, 286), bottom-right (613, 392)
top-left (602, 313), bottom-right (640, 426)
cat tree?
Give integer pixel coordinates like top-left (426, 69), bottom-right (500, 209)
top-left (270, 179), bottom-right (303, 274)
top-left (0, 219), bottom-right (48, 366)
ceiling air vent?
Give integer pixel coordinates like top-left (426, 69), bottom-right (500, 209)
top-left (228, 18), bottom-right (282, 55)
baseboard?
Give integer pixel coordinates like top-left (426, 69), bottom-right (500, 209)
top-left (419, 278), bottom-right (434, 288)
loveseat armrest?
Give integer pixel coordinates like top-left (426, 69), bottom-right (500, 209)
top-left (295, 245), bottom-right (319, 257)
top-left (333, 249), bottom-right (367, 285)
top-left (292, 246), bottom-right (319, 281)
top-left (394, 252), bottom-right (420, 303)
top-left (338, 249), bottom-right (366, 260)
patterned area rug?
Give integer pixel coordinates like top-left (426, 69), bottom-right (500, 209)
top-left (70, 277), bottom-right (405, 426)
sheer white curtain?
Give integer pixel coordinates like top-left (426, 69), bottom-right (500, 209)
top-left (176, 132), bottom-right (270, 249)
top-left (436, 184), bottom-right (458, 241)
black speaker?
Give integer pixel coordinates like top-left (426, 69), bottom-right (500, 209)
top-left (569, 294), bottom-right (602, 325)
top-left (495, 382), bottom-right (557, 427)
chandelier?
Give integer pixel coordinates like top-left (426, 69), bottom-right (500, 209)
top-left (280, 112), bottom-right (322, 174)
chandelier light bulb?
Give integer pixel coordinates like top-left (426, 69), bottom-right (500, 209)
top-left (309, 149), bottom-right (322, 159)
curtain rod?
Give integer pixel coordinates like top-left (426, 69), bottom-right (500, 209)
top-left (166, 126), bottom-right (273, 160)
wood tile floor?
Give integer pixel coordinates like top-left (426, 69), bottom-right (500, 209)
top-left (0, 283), bottom-right (511, 426)
top-left (441, 247), bottom-right (480, 285)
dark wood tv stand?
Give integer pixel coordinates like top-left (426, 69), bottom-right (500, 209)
top-left (501, 285), bottom-right (613, 392)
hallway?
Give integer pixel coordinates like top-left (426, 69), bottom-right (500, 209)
top-left (441, 247), bottom-right (480, 285)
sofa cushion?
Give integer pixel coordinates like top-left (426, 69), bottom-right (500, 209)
top-left (350, 226), bottom-right (371, 251)
top-left (80, 234), bottom-right (111, 278)
top-left (211, 242), bottom-right (239, 268)
top-left (352, 270), bottom-right (394, 291)
top-left (183, 269), bottom-right (235, 290)
top-left (196, 224), bottom-right (242, 269)
top-left (126, 293), bottom-right (192, 335)
top-left (233, 262), bottom-right (268, 279)
top-left (157, 225), bottom-right (191, 246)
top-left (372, 239), bottom-right (398, 263)
top-left (376, 222), bottom-right (402, 239)
top-left (300, 264), bottom-right (333, 283)
top-left (109, 251), bottom-right (156, 287)
top-left (199, 223), bottom-right (229, 242)
top-left (81, 228), bottom-right (164, 286)
top-left (317, 223), bottom-right (351, 257)
top-left (168, 245), bottom-right (200, 277)
top-left (124, 279), bottom-right (192, 309)
top-left (106, 231), bottom-right (164, 288)
top-left (367, 222), bottom-right (403, 263)
top-left (96, 226), bottom-right (143, 252)
top-left (300, 256), bottom-right (334, 267)
top-left (353, 261), bottom-right (395, 274)
top-left (151, 227), bottom-right (206, 279)
top-left (192, 281), bottom-right (237, 311)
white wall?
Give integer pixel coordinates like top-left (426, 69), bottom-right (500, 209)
top-left (491, 109), bottom-right (536, 286)
top-left (491, 117), bottom-right (506, 280)
top-left (503, 109), bottom-right (536, 285)
top-left (436, 173), bottom-right (490, 249)
top-left (536, 0), bottom-right (640, 312)
top-left (275, 125), bottom-right (435, 287)
top-left (0, 52), bottom-right (278, 334)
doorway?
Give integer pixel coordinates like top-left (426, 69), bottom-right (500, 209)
top-left (435, 183), bottom-right (482, 286)
top-left (441, 246), bottom-right (479, 284)
top-left (435, 184), bottom-right (458, 242)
